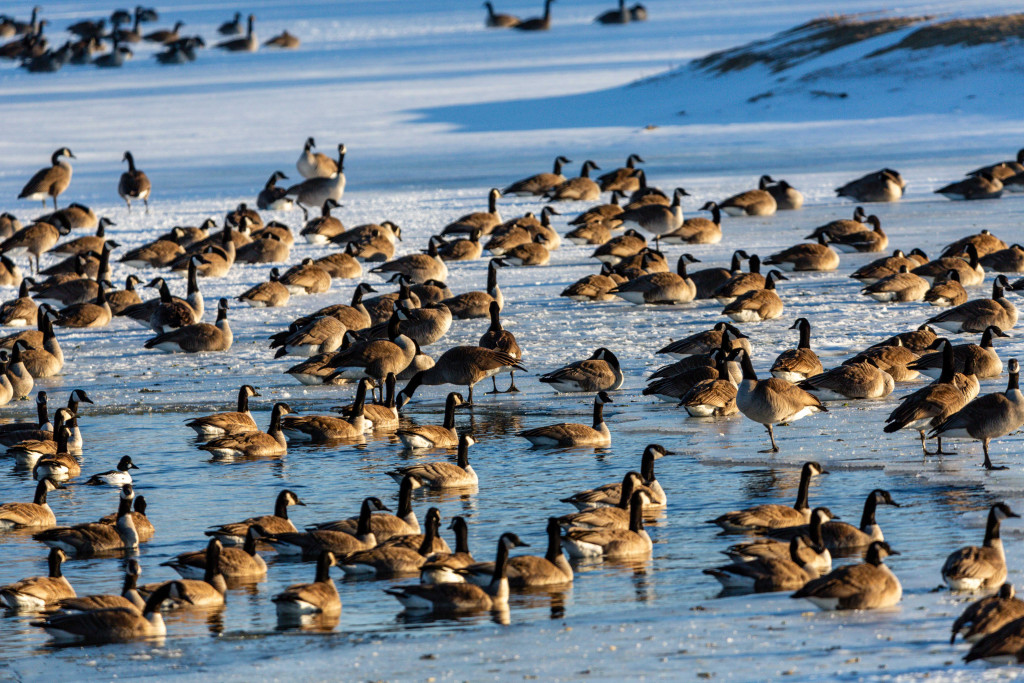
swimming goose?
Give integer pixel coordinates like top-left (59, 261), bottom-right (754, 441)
top-left (926, 275), bottom-right (1017, 333)
top-left (332, 372), bottom-right (400, 429)
top-left (215, 13), bottom-right (257, 52)
top-left (377, 508), bottom-right (450, 554)
top-left (19, 148), bottom-right (74, 210)
top-left (885, 344), bottom-right (979, 454)
top-left (199, 402), bottom-right (291, 459)
top-left (952, 584), bottom-right (1024, 644)
top-left (710, 461), bottom-right (826, 532)
top-left (371, 241), bottom-right (448, 284)
top-left (908, 326), bottom-right (1006, 380)
top-left (56, 559), bottom-right (145, 614)
top-left (722, 270), bottom-right (787, 322)
top-left (145, 297), bottom-right (232, 353)
top-left (470, 519), bottom-right (575, 589)
top-left (0, 548), bottom-right (74, 609)
top-left (281, 382), bottom-right (369, 442)
top-left (931, 358), bottom-right (1024, 469)
top-left (309, 477), bottom-right (420, 541)
top-left (764, 234), bottom-right (839, 271)
top-left (117, 151), bottom-right (150, 213)
top-left (557, 472), bottom-right (648, 529)
top-left (520, 391), bottom-right (613, 447)
top-left (86, 456), bottom-right (138, 486)
top-left (615, 187), bottom-right (687, 249)
top-left (396, 391), bottom-right (463, 449)
top-left (562, 491), bottom-right (651, 559)
top-left (798, 362), bottom-right (894, 400)
top-left (420, 517), bottom-right (476, 584)
top-left (146, 539), bottom-right (227, 609)
top-left (937, 172), bottom-right (1004, 200)
top-left (559, 444), bottom-right (669, 511)
top-left (850, 248), bottom-right (924, 283)
top-left (705, 536), bottom-right (819, 593)
top-left (263, 497), bottom-right (388, 559)
top-left (256, 170), bottom-right (292, 210)
top-left (711, 254), bottom-right (763, 304)
top-left (835, 168), bottom-right (905, 202)
top-left (0, 477), bottom-right (59, 529)
top-left (724, 507), bottom-right (833, 574)
top-left (941, 230), bottom-right (1007, 259)
top-left (34, 484), bottom-right (141, 556)
top-left (545, 160), bottom-right (600, 201)
top-left (31, 425), bottom-right (79, 481)
top-left (914, 243), bottom-right (985, 286)
top-left (662, 201), bottom-right (722, 245)
top-left (7, 408), bottom-right (69, 466)
top-left (943, 503), bottom-right (1019, 591)
top-left (337, 511), bottom-right (441, 576)
top-left (981, 245), bottom-right (1024, 273)
top-left (164, 526), bottom-right (267, 581)
top-left (186, 385), bottom-right (260, 438)
top-left (35, 580), bottom-right (172, 644)
top-left (398, 346), bottom-right (524, 404)
top-left (540, 347), bottom-right (622, 393)
top-left (97, 495), bottom-right (154, 543)
top-left (388, 433), bottom-right (478, 489)
top-left (767, 490), bottom-right (899, 553)
top-left (206, 489), bottom-right (305, 546)
top-left (719, 176), bottom-right (777, 216)
top-left (237, 268), bottom-right (289, 307)
top-left (770, 318), bottom-right (823, 382)
top-left (861, 265), bottom-right (929, 302)
top-left (792, 541), bottom-right (901, 610)
top-left (2, 214), bottom-right (72, 275)
top-left (285, 143), bottom-right (345, 210)
top-left (273, 551), bottom-right (341, 619)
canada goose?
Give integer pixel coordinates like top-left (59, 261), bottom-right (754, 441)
top-left (218, 12), bottom-right (243, 35)
top-left (770, 318), bottom-right (823, 382)
top-left (557, 472), bottom-right (651, 530)
top-left (119, 237), bottom-right (185, 268)
top-left (610, 254), bottom-right (696, 305)
top-left (709, 461), bottom-right (826, 532)
top-left (145, 538), bottom-right (227, 609)
top-left (596, 0), bottom-right (630, 23)
top-left (86, 456), bottom-right (138, 486)
top-left (735, 349), bottom-right (826, 452)
top-left (562, 491), bottom-right (650, 559)
top-left (864, 323), bottom-right (935, 354)
top-left (50, 217), bottom-right (110, 257)
top-left (560, 265), bottom-right (625, 301)
top-left (336, 510), bottom-right (441, 576)
top-left (237, 268), bottom-right (289, 307)
top-left (712, 253), bottom-right (763, 304)
top-left (884, 343), bottom-right (979, 454)
top-left (557, 445), bottom-right (667, 512)
top-left (792, 541), bottom-right (901, 610)
top-left (31, 424), bottom-right (79, 482)
top-left (941, 230), bottom-right (1008, 259)
top-left (2, 214), bottom-right (72, 275)
top-left (371, 241), bottom-right (448, 284)
top-left (484, 2), bottom-right (520, 27)
top-left (658, 321), bottom-right (751, 359)
top-left (377, 507), bottom-right (451, 554)
top-left (546, 160), bottom-right (600, 201)
top-left (520, 391), bottom-right (613, 447)
top-left (937, 172), bottom-right (1004, 200)
top-left (931, 358), bottom-right (1024, 469)
top-left (473, 300), bottom-right (521, 393)
top-left (719, 176), bottom-right (777, 216)
top-left (811, 206), bottom-right (867, 241)
top-left (299, 199), bottom-right (344, 244)
top-left (662, 201), bottom-right (722, 245)
top-left (679, 351), bottom-right (739, 417)
top-left (6, 406), bottom-right (68, 464)
top-left (798, 362), bottom-right (895, 401)
top-left (359, 302), bottom-right (452, 348)
top-left (6, 339), bottom-right (33, 399)
top-left (722, 270), bottom-right (787, 322)
top-left (963, 616), bottom-right (1024, 664)
top-left (145, 298), bottom-right (232, 353)
top-left (273, 551), bottom-right (340, 619)
top-left (442, 189), bottom-right (503, 235)
top-left (285, 143), bottom-right (345, 211)
top-left (388, 433), bottom-right (479, 489)
top-left (314, 249), bottom-right (363, 280)
top-left (926, 276), bottom-right (1017, 333)
top-left (762, 178), bottom-right (801, 210)
top-left (570, 191), bottom-right (625, 228)
top-left (398, 346), bottom-right (524, 404)
top-left (419, 517), bottom-right (476, 584)
top-left (441, 258), bottom-right (506, 318)
top-left (565, 218), bottom-right (613, 246)
top-left (34, 484), bottom-right (141, 556)
top-left (705, 536), bottom-right (819, 593)
top-left (168, 224), bottom-right (237, 277)
top-left (952, 584), bottom-right (1024, 644)
top-left (50, 280), bottom-right (111, 328)
top-left (272, 284), bottom-right (373, 349)
top-left (105, 275), bottom-right (143, 316)
top-left (334, 372), bottom-right (400, 429)
top-left (590, 228), bottom-right (646, 266)
top-left (861, 265), bottom-right (929, 302)
top-left (114, 150), bottom-right (152, 213)
top-left (206, 489), bottom-right (305, 547)
top-left (644, 349), bottom-right (723, 403)
top-left (943, 503), bottom-right (1019, 591)
top-left (0, 253), bottom-right (22, 288)
top-left (514, 0), bottom-right (555, 31)
top-left (215, 13), bottom-right (256, 51)
top-left (325, 314), bottom-right (416, 387)
top-left (272, 317), bottom-right (347, 360)
top-left (764, 234), bottom-right (839, 271)
top-left (0, 213), bottom-right (22, 239)
top-left (186, 385), bottom-right (260, 438)
top-left (539, 347), bottom-right (622, 393)
top-left (433, 229), bottom-right (483, 262)
top-left (913, 244), bottom-right (985, 286)
top-left (199, 402), bottom-right (291, 459)
top-left (256, 170), bottom-right (292, 211)
top-left (499, 232), bottom-right (549, 267)
top-left (142, 20), bottom-right (182, 44)
top-left (283, 383), bottom-right (369, 443)
top-left (35, 579), bottom-right (174, 644)
top-left (56, 558), bottom-right (145, 614)
top-left (0, 351), bottom-right (13, 406)
top-left (294, 138), bottom-right (334, 180)
top-left (724, 507), bottom-right (833, 575)
top-left (0, 477), bottom-right (59, 529)
top-left (0, 548), bottom-right (75, 609)
top-left (826, 215), bottom-right (887, 253)
top-left (134, 271), bottom-right (203, 334)
top-left (309, 476), bottom-right (420, 542)
top-left (767, 491), bottom-right (899, 554)
top-left (835, 168), bottom-right (905, 202)
top-left (615, 187), bottom-right (687, 249)
top-left (981, 245), bottom-right (1024, 273)
top-left (968, 150), bottom-right (1024, 179)
top-left (396, 391), bottom-right (463, 449)
top-left (909, 326), bottom-right (1006, 380)
top-left (0, 278), bottom-right (36, 327)
top-left (165, 526), bottom-right (266, 581)
top-left (19, 148), bottom-right (74, 210)
top-left (264, 497), bottom-right (389, 559)
top-left (235, 232), bottom-right (291, 264)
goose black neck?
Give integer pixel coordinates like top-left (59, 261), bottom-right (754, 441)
top-left (158, 280), bottom-right (173, 302)
top-left (860, 494), bottom-right (879, 530)
top-left (592, 398), bottom-right (605, 429)
top-left (356, 498), bottom-right (374, 537)
top-left (545, 522), bottom-right (562, 562)
top-left (237, 386), bottom-right (250, 413)
top-left (315, 552), bottom-right (332, 583)
top-left (938, 342), bottom-right (955, 383)
top-left (417, 513), bottom-right (439, 555)
top-left (629, 495), bottom-right (645, 533)
top-left (121, 566), bottom-right (138, 594)
top-left (352, 380), bottom-right (367, 416)
top-left (204, 543), bottom-right (220, 583)
top-left (125, 152), bottom-right (136, 172)
top-left (456, 438), bottom-right (470, 468)
top-left (739, 351), bottom-right (758, 381)
top-left (749, 256), bottom-right (761, 274)
top-left (268, 404), bottom-right (284, 433)
top-left (384, 374), bottom-right (396, 409)
top-left (808, 511), bottom-right (825, 547)
top-left (397, 478), bottom-right (413, 518)
top-left (1009, 369), bottom-right (1020, 393)
top-left (274, 491), bottom-right (289, 519)
top-left (36, 395), bottom-right (48, 428)
top-left (487, 304), bottom-right (502, 334)
top-left (243, 528), bottom-right (258, 555)
top-left (116, 493), bottom-right (133, 520)
top-left (48, 550), bottom-right (63, 578)
top-left (797, 320), bottom-right (811, 349)
top-left (616, 474), bottom-right (637, 509)
top-left (351, 285), bottom-right (367, 307)
top-left (487, 191), bottom-right (498, 214)
top-left (187, 260), bottom-right (200, 294)
top-left (491, 537), bottom-right (511, 584)
top-left (442, 394), bottom-right (459, 430)
top-left (453, 519), bottom-right (469, 554)
top-left (676, 256), bottom-right (689, 278)
top-left (33, 478), bottom-right (50, 505)
top-left (794, 465), bottom-right (814, 511)
top-left (55, 426), bottom-right (69, 453)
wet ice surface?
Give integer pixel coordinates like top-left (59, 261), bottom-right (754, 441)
top-left (3, 0), bottom-right (1024, 681)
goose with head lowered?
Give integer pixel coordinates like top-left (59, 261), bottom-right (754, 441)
top-left (186, 385), bottom-right (260, 438)
top-left (724, 507), bottom-right (834, 574)
top-left (540, 347), bottom-right (622, 392)
top-left (520, 391), bottom-right (613, 447)
top-left (273, 551), bottom-right (341, 619)
top-left (561, 444), bottom-right (669, 510)
top-left (388, 433), bottom-right (478, 489)
top-left (398, 345), bottom-right (524, 405)
top-left (704, 535), bottom-right (820, 593)
top-left (307, 476), bottom-right (420, 541)
top-left (925, 275), bottom-right (1018, 333)
top-left (722, 270), bottom-right (788, 323)
top-left (792, 541), bottom-right (901, 610)
top-left (708, 462), bottom-right (827, 532)
top-left (261, 497), bottom-right (389, 560)
top-left (145, 297), bottom-right (232, 353)
top-left (770, 318), bottom-right (823, 382)
top-left (951, 583), bottom-right (1024, 645)
top-left (942, 503), bottom-right (1019, 591)
top-left (0, 477), bottom-right (60, 529)
top-left (199, 402), bottom-right (291, 459)
top-left (0, 548), bottom-right (75, 610)
top-left (764, 234), bottom-right (839, 271)
top-left (205, 489), bottom-right (305, 547)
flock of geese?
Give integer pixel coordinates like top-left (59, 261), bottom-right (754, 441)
top-left (0, 5), bottom-right (300, 72)
top-left (1, 138), bottom-right (1024, 666)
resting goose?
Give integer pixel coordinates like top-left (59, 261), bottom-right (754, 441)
top-left (644, 350), bottom-right (721, 403)
top-left (767, 179), bottom-right (803, 210)
top-left (835, 168), bottom-right (905, 202)
top-left (388, 433), bottom-right (478, 489)
top-left (545, 160), bottom-right (601, 201)
top-left (611, 254), bottom-right (697, 304)
top-left (562, 491), bottom-right (652, 559)
top-left (792, 541), bottom-right (901, 610)
top-left (0, 477), bottom-right (59, 529)
top-left (520, 391), bottom-right (613, 447)
top-left (273, 551), bottom-right (341, 619)
top-left (262, 497), bottom-right (388, 559)
top-left (859, 263), bottom-right (929, 303)
top-left (710, 254), bottom-right (763, 303)
top-left (981, 245), bottom-right (1024, 273)
top-left (0, 278), bottom-right (36, 327)
top-left (205, 489), bottom-right (305, 547)
top-left (561, 265), bottom-right (625, 301)
top-left (925, 275), bottom-right (1017, 332)
top-left (442, 189), bottom-right (503, 235)
top-left (704, 536), bottom-right (819, 593)
top-left (941, 230), bottom-right (1007, 259)
top-left (719, 176), bottom-right (777, 216)
top-left (307, 476), bottom-right (419, 541)
top-left (370, 240), bottom-right (449, 284)
top-left (764, 235), bottom-right (839, 271)
top-left (186, 385), bottom-right (260, 438)
top-left (912, 244), bottom-right (985, 286)
top-left (0, 548), bottom-right (75, 609)
top-left (797, 362), bottom-right (895, 400)
top-left (540, 347), bottom-right (623, 392)
top-left (145, 298), bottom-right (232, 353)
top-left (237, 268), bottom-right (289, 307)
top-left (561, 444), bottom-right (669, 510)
top-left (50, 280), bottom-right (112, 328)
top-left (952, 584), bottom-right (1024, 644)
top-left (591, 228), bottom-right (646, 265)
top-left (767, 490), bottom-right (899, 554)
top-left (723, 507), bottom-right (833, 574)
top-left (709, 462), bottom-right (826, 532)
top-left (722, 270), bottom-right (787, 323)
top-left (907, 326), bottom-right (1006, 380)
top-left (679, 352), bottom-right (739, 417)
top-left (164, 526), bottom-right (267, 581)
top-left (850, 248), bottom-right (925, 283)
top-left (256, 170), bottom-right (292, 211)
top-left (770, 318), bottom-right (823, 382)
top-left (657, 321), bottom-right (750, 359)
top-left (943, 503), bottom-right (1019, 591)
top-left (964, 616), bottom-right (1024, 664)
top-left (398, 346), bottom-right (524, 404)
top-left (828, 215), bottom-right (887, 253)
top-left (278, 258), bottom-right (330, 294)
top-left (662, 201), bottom-right (722, 245)
top-left (936, 172), bottom-right (1004, 201)
top-left (199, 402), bottom-right (291, 459)
top-left (503, 156), bottom-right (570, 196)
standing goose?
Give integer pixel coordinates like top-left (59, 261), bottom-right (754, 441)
top-left (828, 215), bottom-right (887, 253)
top-left (86, 456), bottom-right (138, 486)
top-left (662, 201), bottom-right (722, 245)
top-left (442, 189), bottom-right (503, 235)
top-left (770, 318), bottom-right (823, 382)
top-left (798, 362), bottom-right (895, 400)
top-left (215, 13), bottom-right (257, 52)
top-left (913, 244), bottom-right (985, 286)
top-left (199, 402), bottom-right (291, 459)
top-left (398, 346), bottom-right (525, 404)
top-left (370, 240), bottom-right (448, 284)
top-left (281, 380), bottom-right (370, 442)
top-left (936, 172), bottom-right (1004, 201)
top-left (186, 385), bottom-right (260, 438)
top-left (561, 444), bottom-right (669, 510)
top-left (273, 551), bottom-right (341, 619)
top-left (615, 187), bottom-right (686, 249)
top-left (930, 358), bottom-right (1024, 470)
top-left (118, 151), bottom-right (151, 213)
top-left (256, 170), bottom-right (292, 210)
top-left (520, 391), bottom-right (613, 447)
top-left (0, 477), bottom-right (60, 529)
top-left (611, 254), bottom-right (696, 305)
top-left (861, 265), bottom-right (929, 302)
top-left (31, 425), bottom-right (78, 482)
top-left (545, 160), bottom-right (601, 201)
top-left (164, 526), bottom-right (267, 581)
top-left (2, 214), bottom-right (72, 274)
top-left (722, 270), bottom-right (788, 322)
top-left (704, 536), bottom-right (820, 593)
top-left (763, 234), bottom-right (839, 271)
top-left (6, 339), bottom-right (33, 400)
top-left (285, 143), bottom-right (345, 210)
top-left (952, 584), bottom-right (1024, 644)
top-left (388, 434), bottom-right (478, 489)
top-left (719, 176), bottom-right (777, 216)
top-left (478, 300), bottom-right (521, 392)
top-left (206, 489), bottom-right (305, 547)
top-left (144, 298), bottom-right (232, 353)
top-left (792, 541), bottom-right (901, 610)
top-left (735, 350), bottom-right (826, 452)
top-left (709, 462), bottom-right (826, 531)
top-left (835, 168), bottom-right (905, 202)
top-left (724, 507), bottom-right (833, 574)
top-left (0, 548), bottom-right (75, 609)
top-left (926, 275), bottom-right (1017, 333)
top-left (484, 2), bottom-right (520, 28)
top-left (19, 148), bottom-right (75, 209)
top-left (396, 391), bottom-right (464, 449)
top-left (540, 347), bottom-right (622, 392)
top-left (514, 0), bottom-right (555, 31)
top-left (562, 491), bottom-right (651, 559)
top-left (942, 503), bottom-right (1019, 591)
top-left (908, 326), bottom-right (1007, 380)
top-left (261, 497), bottom-right (388, 559)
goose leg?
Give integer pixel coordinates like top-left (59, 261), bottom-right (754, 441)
top-left (982, 438), bottom-right (1007, 470)
top-left (759, 424), bottom-right (779, 453)
top-left (144, 198), bottom-right (149, 214)
top-left (466, 384), bottom-right (475, 406)
top-left (487, 376), bottom-right (500, 394)
top-left (505, 371), bottom-right (520, 393)
top-left (125, 197), bottom-right (132, 213)
top-left (51, 196), bottom-right (57, 210)
top-left (298, 202), bottom-right (309, 222)
top-left (932, 436), bottom-right (957, 456)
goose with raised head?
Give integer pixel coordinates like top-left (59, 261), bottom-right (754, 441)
top-left (273, 551), bottom-right (341, 618)
top-left (164, 526), bottom-right (267, 581)
top-left (118, 151), bottom-right (151, 213)
top-left (562, 491), bottom-right (651, 559)
top-left (0, 254), bottom-right (23, 288)
top-left (0, 548), bottom-right (75, 609)
top-left (31, 425), bottom-right (79, 482)
top-left (282, 381), bottom-right (370, 442)
top-left (724, 507), bottom-right (833, 574)
top-left (478, 300), bottom-right (521, 392)
top-left (396, 391), bottom-right (463, 449)
top-left (34, 484), bottom-right (141, 556)
top-left (913, 243), bottom-right (985, 286)
top-left (767, 490), bottom-right (899, 553)
top-left (308, 477), bottom-right (420, 541)
top-left (398, 346), bottom-right (524, 404)
top-left (926, 275), bottom-right (1017, 332)
top-left (50, 280), bottom-right (111, 328)
top-left (420, 517), bottom-right (476, 584)
top-left (145, 298), bottom-right (231, 353)
top-left (520, 391), bottom-right (613, 447)
top-left (560, 445), bottom-right (669, 510)
top-left (441, 259), bottom-right (507, 319)
top-left (735, 349), bottom-right (826, 452)
top-left (56, 559), bottom-right (145, 614)
top-left (770, 318), bottom-right (823, 382)
top-left (206, 489), bottom-right (305, 547)
top-left (596, 154), bottom-right (643, 192)
top-left (545, 160), bottom-right (600, 201)
top-left (237, 268), bottom-right (289, 307)
top-left (792, 541), bottom-right (901, 610)
top-left (333, 372), bottom-right (400, 429)
top-left (835, 168), bottom-right (905, 202)
top-left (285, 143), bottom-right (345, 210)
top-left (5, 339), bottom-right (33, 399)
top-left (709, 462), bottom-right (826, 531)
top-left (540, 347), bottom-right (622, 392)
top-left (828, 215), bottom-right (887, 253)
top-left (6, 408), bottom-right (70, 466)
top-left (262, 497), bottom-right (388, 559)
top-left (931, 358), bottom-right (1024, 470)
top-left (0, 477), bottom-right (59, 529)
top-left (256, 170), bottom-right (292, 210)
top-left (719, 175), bottom-right (777, 216)
top-left (199, 402), bottom-right (291, 458)
top-left (142, 538), bottom-right (227, 609)
top-left (106, 274), bottom-right (143, 315)
top-left (299, 199), bottom-right (344, 244)
top-left (663, 201), bottom-right (722, 245)
top-left (596, 0), bottom-right (629, 24)
top-left (722, 270), bottom-right (787, 322)
top-left (484, 2), bottom-right (520, 27)
top-left (466, 519), bottom-right (573, 588)
top-left (861, 265), bottom-right (929, 302)
top-left (0, 351), bottom-right (13, 406)
top-left (711, 254), bottom-right (763, 304)
top-left (943, 503), bottom-right (1019, 591)
top-left (615, 187), bottom-right (687, 249)
top-left (337, 509), bottom-right (441, 577)
top-left (442, 188), bottom-right (503, 235)
top-left (86, 456), bottom-right (138, 486)
top-left (764, 234), bottom-right (839, 271)
top-left (296, 138), bottom-right (336, 179)
top-left (389, 434), bottom-right (478, 489)
top-left (215, 13), bottom-right (257, 52)
top-left (514, 0), bottom-right (555, 31)
top-left (557, 472), bottom-right (648, 529)
top-left (798, 362), bottom-right (895, 401)
top-left (377, 508), bottom-right (450, 554)
top-left (952, 584), bottom-right (1024, 644)
top-left (19, 148), bottom-right (74, 210)
top-left (186, 385), bottom-right (259, 438)
top-left (705, 536), bottom-right (820, 593)
top-left (908, 326), bottom-right (1006, 380)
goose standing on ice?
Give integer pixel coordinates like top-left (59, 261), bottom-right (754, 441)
top-left (734, 349), bottom-right (826, 452)
top-left (19, 148), bottom-right (74, 210)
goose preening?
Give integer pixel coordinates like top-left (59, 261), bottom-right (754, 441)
top-left (85, 456), bottom-right (138, 486)
top-left (925, 275), bottom-right (1018, 333)
top-left (791, 541), bottom-right (901, 610)
top-left (835, 168), bottom-right (905, 202)
top-left (562, 491), bottom-right (651, 559)
top-left (704, 536), bottom-right (820, 593)
top-left (561, 444), bottom-right (669, 510)
top-left (719, 176), bottom-right (777, 216)
top-left (770, 318), bottom-right (823, 382)
top-left (0, 477), bottom-right (59, 529)
top-left (0, 548), bottom-right (75, 610)
top-left (952, 584), bottom-right (1024, 645)
top-left (205, 489), bottom-right (305, 547)
top-left (708, 462), bottom-right (826, 532)
top-left (398, 346), bottom-right (524, 404)
top-left (18, 148), bottom-right (74, 210)
top-left (145, 297), bottom-right (232, 353)
top-left (520, 391), bottom-right (613, 447)
top-left (721, 270), bottom-right (787, 323)
top-left (738, 347), bottom-right (825, 450)
top-left (942, 503), bottom-right (1019, 592)
top-left (273, 551), bottom-right (341, 619)
top-left (199, 402), bottom-right (291, 459)
top-left (539, 347), bottom-right (622, 392)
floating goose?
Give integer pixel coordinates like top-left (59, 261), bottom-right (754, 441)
top-left (798, 362), bottom-right (894, 400)
top-left (0, 477), bottom-right (59, 529)
top-left (144, 297), bottom-right (232, 353)
top-left (396, 391), bottom-right (464, 449)
top-left (146, 539), bottom-right (227, 609)
top-left (118, 151), bottom-right (151, 213)
top-left (835, 168), bottom-right (905, 202)
top-left (951, 584), bottom-right (1024, 644)
top-left (770, 318), bottom-right (823, 382)
top-left (925, 275), bottom-right (1017, 333)
top-left (704, 536), bottom-right (819, 593)
top-left (31, 425), bottom-right (78, 482)
top-left (721, 270), bottom-right (787, 322)
top-left (377, 508), bottom-right (450, 554)
top-left (556, 472), bottom-right (645, 529)
top-left (942, 503), bottom-right (1019, 591)
top-left (338, 511), bottom-right (442, 577)
top-left (388, 433), bottom-right (478, 489)
top-left (281, 381), bottom-right (369, 442)
top-left (273, 551), bottom-right (340, 619)
top-left (18, 148), bottom-right (74, 210)
top-left (791, 541), bottom-right (901, 610)
top-left (561, 444), bottom-right (669, 510)
top-left (205, 489), bottom-right (305, 547)
top-left (186, 385), bottom-right (260, 438)
top-left (35, 581), bottom-right (172, 644)
top-left (55, 558), bottom-right (145, 614)
top-left (562, 491), bottom-right (651, 559)
top-left (764, 234), bottom-right (838, 271)
top-left (461, 518), bottom-right (572, 588)
top-left (262, 497), bottom-right (389, 559)
top-left (164, 526), bottom-right (266, 581)
top-left (520, 391), bottom-right (613, 447)
top-left (709, 462), bottom-right (826, 531)
top-left (199, 402), bottom-right (291, 458)
top-left (767, 490), bottom-right (899, 554)
top-left (540, 347), bottom-right (622, 392)
top-left (0, 548), bottom-right (74, 610)
top-left (85, 456), bottom-right (138, 486)
top-left (719, 175), bottom-right (777, 216)
top-left (307, 477), bottom-right (419, 541)
top-left (723, 507), bottom-right (833, 574)
top-left (34, 484), bottom-right (141, 556)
